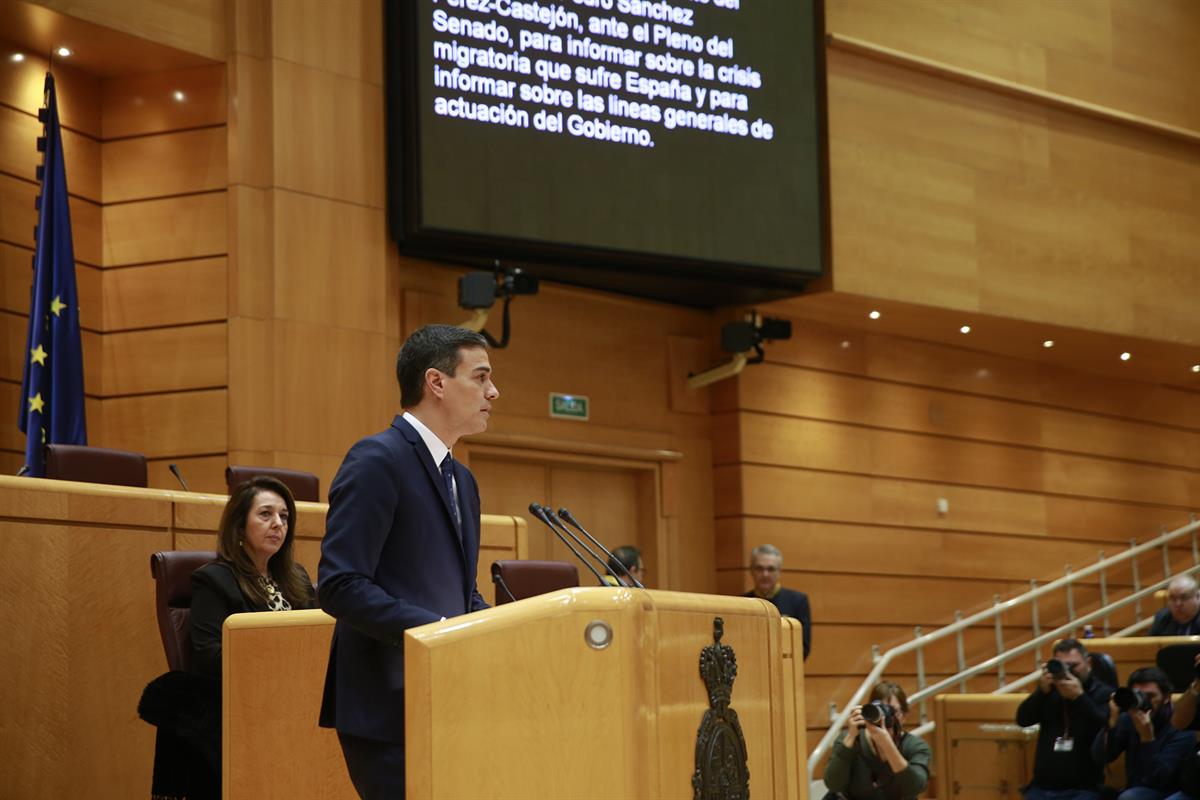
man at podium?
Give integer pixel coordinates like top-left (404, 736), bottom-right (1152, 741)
top-left (317, 325), bottom-right (500, 799)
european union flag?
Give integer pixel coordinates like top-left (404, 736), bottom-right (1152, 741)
top-left (18, 72), bottom-right (86, 477)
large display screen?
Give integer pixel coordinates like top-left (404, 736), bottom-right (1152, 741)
top-left (386, 0), bottom-right (828, 305)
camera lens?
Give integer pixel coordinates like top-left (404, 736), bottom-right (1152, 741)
top-left (861, 702), bottom-right (882, 724)
top-left (1046, 659), bottom-right (1066, 677)
top-left (1113, 687), bottom-right (1137, 712)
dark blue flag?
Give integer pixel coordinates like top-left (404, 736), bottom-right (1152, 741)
top-left (18, 72), bottom-right (87, 476)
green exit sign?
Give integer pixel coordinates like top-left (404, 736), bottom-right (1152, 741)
top-left (549, 393), bottom-right (589, 421)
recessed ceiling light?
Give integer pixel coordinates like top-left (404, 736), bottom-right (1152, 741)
top-left (172, 90), bottom-right (186, 102)
top-left (10, 53), bottom-right (24, 63)
top-left (56, 47), bottom-right (72, 57)
top-left (959, 325), bottom-right (971, 334)
top-left (1043, 340), bottom-right (1054, 348)
top-left (839, 340), bottom-right (851, 349)
top-left (868, 310), bottom-right (881, 320)
top-left (1191, 365), bottom-right (1200, 373)
top-left (1119, 352), bottom-right (1132, 362)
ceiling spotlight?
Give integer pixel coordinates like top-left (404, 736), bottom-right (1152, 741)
top-left (959, 325), bottom-right (971, 334)
top-left (1191, 365), bottom-right (1200, 373)
top-left (172, 90), bottom-right (186, 102)
top-left (56, 47), bottom-right (72, 57)
top-left (1042, 340), bottom-right (1055, 348)
top-left (868, 310), bottom-right (881, 320)
top-left (1119, 352), bottom-right (1132, 362)
top-left (839, 340), bottom-right (851, 349)
top-left (10, 53), bottom-right (25, 63)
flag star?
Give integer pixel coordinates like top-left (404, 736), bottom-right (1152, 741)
top-left (28, 393), bottom-right (45, 414)
top-left (30, 344), bottom-right (47, 365)
top-left (49, 295), bottom-right (66, 316)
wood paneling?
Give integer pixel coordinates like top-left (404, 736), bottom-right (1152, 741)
top-left (101, 64), bottom-right (226, 139)
top-left (95, 388), bottom-right (226, 457)
top-left (101, 190), bottom-right (225, 266)
top-left (824, 41), bottom-right (1200, 345)
top-left (90, 321), bottom-right (226, 396)
top-left (27, 0), bottom-right (226, 63)
top-left (146, 454), bottom-right (227, 494)
top-left (270, 0), bottom-right (382, 83)
top-left (0, 241), bottom-right (32, 315)
top-left (100, 257), bottom-right (226, 330)
top-left (0, 48), bottom-right (102, 134)
top-left (102, 126), bottom-right (226, 202)
top-left (826, 0), bottom-right (1200, 131)
top-left (273, 190), bottom-right (387, 333)
top-left (271, 58), bottom-right (384, 207)
top-left (0, 106), bottom-right (100, 202)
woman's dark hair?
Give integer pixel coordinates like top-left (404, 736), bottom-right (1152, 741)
top-left (396, 324), bottom-right (489, 408)
top-left (217, 475), bottom-right (311, 609)
top-left (871, 681), bottom-right (910, 713)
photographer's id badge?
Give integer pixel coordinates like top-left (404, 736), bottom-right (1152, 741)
top-left (1053, 736), bottom-right (1075, 753)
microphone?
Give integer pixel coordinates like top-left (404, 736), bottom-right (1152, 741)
top-left (491, 566), bottom-right (518, 604)
top-left (557, 508), bottom-right (645, 589)
top-left (15, 464), bottom-right (31, 477)
top-left (168, 463), bottom-right (191, 491)
top-left (527, 503), bottom-right (607, 586)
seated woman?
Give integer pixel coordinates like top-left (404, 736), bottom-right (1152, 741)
top-left (140, 476), bottom-right (315, 799)
top-left (824, 681), bottom-right (932, 800)
top-left (190, 475), bottom-right (317, 678)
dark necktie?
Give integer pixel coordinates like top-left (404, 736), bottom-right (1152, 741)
top-left (440, 453), bottom-right (461, 531)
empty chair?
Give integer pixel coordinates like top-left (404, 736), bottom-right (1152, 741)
top-left (490, 560), bottom-right (580, 605)
top-left (148, 550), bottom-right (217, 672)
top-left (45, 443), bottom-right (147, 488)
top-left (225, 465), bottom-right (319, 502)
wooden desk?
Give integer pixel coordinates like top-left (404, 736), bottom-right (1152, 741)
top-left (0, 475), bottom-right (524, 800)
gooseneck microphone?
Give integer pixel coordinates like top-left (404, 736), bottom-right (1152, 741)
top-left (557, 507), bottom-right (645, 589)
top-left (15, 464), bottom-right (31, 477)
top-left (168, 463), bottom-right (191, 491)
top-left (527, 503), bottom-right (607, 586)
top-left (491, 566), bottom-right (518, 604)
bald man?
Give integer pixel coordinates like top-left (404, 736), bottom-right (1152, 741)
top-left (1149, 576), bottom-right (1200, 636)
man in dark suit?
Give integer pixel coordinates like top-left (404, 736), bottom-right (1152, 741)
top-left (743, 543), bottom-right (811, 660)
top-left (318, 324), bottom-right (499, 799)
top-left (1148, 575), bottom-right (1200, 636)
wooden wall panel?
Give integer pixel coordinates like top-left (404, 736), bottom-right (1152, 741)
top-left (101, 126), bottom-right (226, 202)
top-left (826, 0), bottom-right (1200, 131)
top-left (825, 44), bottom-right (1200, 345)
top-left (0, 242), bottom-right (32, 315)
top-left (272, 191), bottom-right (387, 333)
top-left (0, 50), bottom-right (102, 135)
top-left (271, 59), bottom-right (384, 208)
top-left (101, 190), bottom-right (226, 266)
top-left (100, 257), bottom-right (226, 330)
top-left (0, 106), bottom-right (99, 202)
top-left (95, 388), bottom-right (226, 457)
top-left (28, 0), bottom-right (227, 62)
top-left (101, 64), bottom-right (226, 139)
top-left (270, 0), bottom-right (382, 83)
top-left (91, 321), bottom-right (226, 396)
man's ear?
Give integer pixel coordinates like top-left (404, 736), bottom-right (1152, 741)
top-left (425, 367), bottom-right (446, 399)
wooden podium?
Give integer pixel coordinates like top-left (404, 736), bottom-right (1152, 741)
top-left (405, 587), bottom-right (808, 800)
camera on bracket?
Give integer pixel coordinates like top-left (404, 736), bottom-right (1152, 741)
top-left (1112, 687), bottom-right (1153, 713)
top-left (861, 700), bottom-right (895, 727)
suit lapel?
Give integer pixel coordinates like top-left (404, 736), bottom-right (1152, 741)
top-left (394, 416), bottom-right (467, 564)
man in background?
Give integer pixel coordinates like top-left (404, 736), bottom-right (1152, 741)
top-left (744, 544), bottom-right (811, 660)
top-left (604, 545), bottom-right (644, 587)
top-left (1149, 576), bottom-right (1200, 636)
top-left (1016, 639), bottom-right (1112, 800)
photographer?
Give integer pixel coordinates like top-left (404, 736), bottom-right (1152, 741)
top-left (1016, 639), bottom-right (1113, 800)
top-left (1092, 668), bottom-right (1191, 800)
top-left (824, 681), bottom-right (931, 800)
top-left (1166, 653), bottom-right (1200, 800)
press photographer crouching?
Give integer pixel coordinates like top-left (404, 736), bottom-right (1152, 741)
top-left (824, 681), bottom-right (931, 800)
top-left (1017, 639), bottom-right (1114, 800)
top-left (1092, 667), bottom-right (1192, 800)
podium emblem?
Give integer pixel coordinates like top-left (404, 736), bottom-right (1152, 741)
top-left (692, 617), bottom-right (750, 800)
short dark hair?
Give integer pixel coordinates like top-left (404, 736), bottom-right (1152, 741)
top-left (870, 681), bottom-right (909, 713)
top-left (1128, 666), bottom-right (1172, 697)
top-left (607, 545), bottom-right (641, 576)
top-left (1052, 638), bottom-right (1088, 657)
top-left (397, 325), bottom-right (488, 408)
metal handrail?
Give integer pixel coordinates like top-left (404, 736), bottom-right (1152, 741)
top-left (807, 515), bottom-right (1199, 779)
